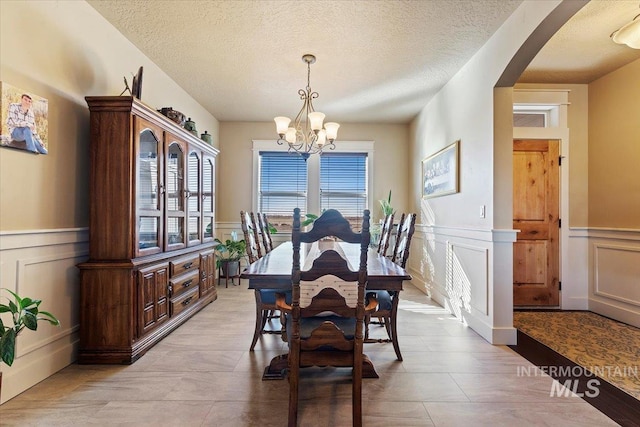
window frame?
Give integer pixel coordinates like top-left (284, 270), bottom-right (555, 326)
top-left (252, 140), bottom-right (375, 220)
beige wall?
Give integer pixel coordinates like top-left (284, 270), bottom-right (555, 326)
top-left (0, 0), bottom-right (219, 403)
top-left (218, 121), bottom-right (409, 224)
top-left (409, 1), bottom-right (563, 344)
top-left (0, 0), bottom-right (220, 232)
top-left (588, 58), bottom-right (640, 228)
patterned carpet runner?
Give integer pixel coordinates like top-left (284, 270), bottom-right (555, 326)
top-left (513, 311), bottom-right (640, 399)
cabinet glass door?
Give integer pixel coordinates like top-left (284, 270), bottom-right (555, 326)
top-left (166, 139), bottom-right (186, 250)
top-left (202, 156), bottom-right (215, 242)
top-left (187, 151), bottom-right (201, 245)
top-left (137, 126), bottom-right (163, 256)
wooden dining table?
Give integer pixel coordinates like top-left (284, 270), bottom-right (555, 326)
top-left (240, 241), bottom-right (412, 380)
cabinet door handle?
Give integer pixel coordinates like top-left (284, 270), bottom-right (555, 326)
top-left (183, 262), bottom-right (193, 269)
top-left (182, 297), bottom-right (193, 306)
top-left (182, 279), bottom-right (193, 288)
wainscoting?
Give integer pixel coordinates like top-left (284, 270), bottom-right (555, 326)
top-left (401, 224), bottom-right (518, 345)
top-left (580, 227), bottom-right (640, 328)
top-left (0, 228), bottom-right (88, 403)
top-left (218, 221), bottom-right (640, 341)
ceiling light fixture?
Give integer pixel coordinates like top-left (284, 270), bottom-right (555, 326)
top-left (611, 8), bottom-right (640, 49)
top-left (274, 54), bottom-right (339, 160)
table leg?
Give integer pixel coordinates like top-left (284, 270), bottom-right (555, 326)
top-left (389, 291), bottom-right (403, 361)
top-left (262, 354), bottom-right (289, 380)
top-left (262, 353), bottom-right (379, 380)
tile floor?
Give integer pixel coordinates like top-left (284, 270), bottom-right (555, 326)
top-left (0, 283), bottom-right (617, 426)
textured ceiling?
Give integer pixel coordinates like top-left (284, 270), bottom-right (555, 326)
top-left (87, 0), bottom-right (640, 124)
top-left (519, 0), bottom-right (640, 83)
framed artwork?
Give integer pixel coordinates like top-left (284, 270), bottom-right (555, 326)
top-left (422, 140), bottom-right (459, 198)
top-left (0, 82), bottom-right (49, 155)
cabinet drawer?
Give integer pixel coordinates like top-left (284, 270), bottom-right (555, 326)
top-left (170, 286), bottom-right (200, 317)
top-left (170, 254), bottom-right (200, 277)
top-left (169, 270), bottom-right (200, 299)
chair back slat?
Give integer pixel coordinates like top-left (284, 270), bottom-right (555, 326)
top-left (391, 213), bottom-right (417, 268)
top-left (256, 213), bottom-right (274, 253)
top-left (377, 213), bottom-right (394, 256)
top-left (240, 210), bottom-right (262, 263)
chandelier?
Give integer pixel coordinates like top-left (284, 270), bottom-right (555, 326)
top-left (274, 54), bottom-right (339, 160)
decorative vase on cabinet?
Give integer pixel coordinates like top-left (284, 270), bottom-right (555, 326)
top-left (78, 96), bottom-right (219, 364)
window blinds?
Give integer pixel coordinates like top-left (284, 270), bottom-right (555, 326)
top-left (259, 151), bottom-right (308, 215)
top-left (320, 153), bottom-right (367, 217)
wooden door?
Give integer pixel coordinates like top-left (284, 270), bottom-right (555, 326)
top-left (138, 263), bottom-right (169, 336)
top-left (199, 249), bottom-right (217, 298)
top-left (135, 118), bottom-right (165, 257)
top-left (186, 150), bottom-right (202, 246)
top-left (513, 139), bottom-right (560, 306)
top-left (165, 135), bottom-right (187, 251)
top-left (202, 155), bottom-right (216, 243)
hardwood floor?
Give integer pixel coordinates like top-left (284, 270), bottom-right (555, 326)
top-left (0, 283), bottom-right (618, 426)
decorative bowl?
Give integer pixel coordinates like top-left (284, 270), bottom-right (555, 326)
top-left (157, 107), bottom-right (186, 127)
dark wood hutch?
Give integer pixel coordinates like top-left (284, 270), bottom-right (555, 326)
top-left (78, 96), bottom-right (219, 364)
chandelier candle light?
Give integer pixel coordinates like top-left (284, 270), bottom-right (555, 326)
top-left (274, 54), bottom-right (339, 160)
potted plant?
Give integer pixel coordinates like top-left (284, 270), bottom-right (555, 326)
top-left (379, 190), bottom-right (395, 218)
top-left (0, 288), bottom-right (60, 398)
top-left (301, 213), bottom-right (318, 227)
top-left (213, 237), bottom-right (247, 277)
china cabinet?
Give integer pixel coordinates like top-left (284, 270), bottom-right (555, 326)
top-left (78, 96), bottom-right (219, 364)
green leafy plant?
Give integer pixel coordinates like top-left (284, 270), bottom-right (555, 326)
top-left (0, 289), bottom-right (60, 366)
top-left (301, 213), bottom-right (319, 227)
top-left (379, 190), bottom-right (395, 217)
top-left (268, 213), bottom-right (316, 234)
top-left (213, 238), bottom-right (247, 269)
top-left (267, 222), bottom-right (278, 234)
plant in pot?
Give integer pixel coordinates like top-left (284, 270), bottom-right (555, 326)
top-left (0, 289), bottom-right (60, 398)
top-left (301, 213), bottom-right (319, 228)
top-left (213, 237), bottom-right (247, 278)
top-left (379, 190), bottom-right (395, 218)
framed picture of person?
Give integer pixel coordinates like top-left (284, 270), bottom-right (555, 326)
top-left (0, 82), bottom-right (49, 155)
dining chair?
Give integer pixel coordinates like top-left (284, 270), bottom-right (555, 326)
top-left (365, 212), bottom-right (416, 361)
top-left (256, 212), bottom-right (274, 253)
top-left (240, 211), bottom-right (262, 263)
top-left (242, 210), bottom-right (289, 351)
top-left (276, 208), bottom-right (377, 427)
top-left (377, 213), bottom-right (394, 256)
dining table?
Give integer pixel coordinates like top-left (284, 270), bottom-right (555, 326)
top-left (240, 240), bottom-right (412, 380)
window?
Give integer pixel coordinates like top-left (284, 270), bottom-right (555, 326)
top-left (513, 112), bottom-right (546, 127)
top-left (320, 153), bottom-right (368, 229)
top-left (258, 151), bottom-right (308, 230)
top-left (253, 140), bottom-right (374, 231)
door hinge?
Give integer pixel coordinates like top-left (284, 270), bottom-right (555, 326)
top-left (559, 281), bottom-right (562, 291)
top-left (559, 156), bottom-right (562, 166)
top-left (558, 218), bottom-right (561, 228)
